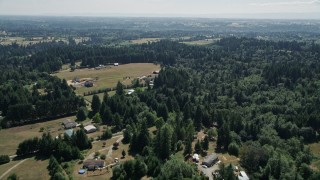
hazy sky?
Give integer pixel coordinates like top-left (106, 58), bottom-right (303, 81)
top-left (0, 0), bottom-right (319, 18)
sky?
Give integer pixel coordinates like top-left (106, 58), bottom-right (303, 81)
top-left (0, 0), bottom-right (319, 19)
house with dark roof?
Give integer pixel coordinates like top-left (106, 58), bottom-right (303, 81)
top-left (202, 153), bottom-right (218, 167)
top-left (83, 160), bottom-right (105, 171)
top-left (63, 119), bottom-right (77, 129)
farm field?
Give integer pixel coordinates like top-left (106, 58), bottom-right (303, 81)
top-left (1, 157), bottom-right (50, 180)
top-left (0, 116), bottom-right (76, 155)
top-left (54, 63), bottom-right (160, 95)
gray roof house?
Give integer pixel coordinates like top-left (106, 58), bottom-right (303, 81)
top-left (83, 160), bottom-right (105, 171)
top-left (202, 153), bottom-right (218, 167)
top-left (63, 119), bottom-right (77, 129)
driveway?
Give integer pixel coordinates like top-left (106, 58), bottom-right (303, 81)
top-left (198, 163), bottom-right (220, 180)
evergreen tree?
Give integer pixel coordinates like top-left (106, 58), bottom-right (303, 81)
top-left (91, 94), bottom-right (101, 115)
top-left (76, 106), bottom-right (87, 121)
top-left (116, 81), bottom-right (124, 95)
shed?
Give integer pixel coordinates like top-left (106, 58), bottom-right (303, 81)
top-left (83, 160), bottom-right (105, 170)
top-left (127, 89), bottom-right (135, 95)
top-left (63, 119), bottom-right (77, 129)
top-left (84, 125), bottom-right (97, 134)
top-left (202, 153), bottom-right (218, 167)
top-left (193, 154), bottom-right (199, 162)
top-left (238, 171), bottom-right (249, 180)
top-left (65, 129), bottom-right (73, 137)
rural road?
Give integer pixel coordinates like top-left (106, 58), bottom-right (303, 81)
top-left (0, 159), bottom-right (28, 180)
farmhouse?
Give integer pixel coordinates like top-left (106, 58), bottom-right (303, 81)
top-left (202, 153), bottom-right (218, 167)
top-left (83, 159), bottom-right (105, 170)
top-left (63, 119), bottom-right (77, 129)
top-left (84, 125), bottom-right (97, 134)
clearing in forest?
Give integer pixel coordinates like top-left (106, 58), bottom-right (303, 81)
top-left (54, 63), bottom-right (160, 95)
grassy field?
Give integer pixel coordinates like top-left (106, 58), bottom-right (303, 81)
top-left (1, 158), bottom-right (50, 180)
top-left (181, 39), bottom-right (219, 46)
top-left (54, 63), bottom-right (160, 95)
top-left (0, 36), bottom-right (68, 46)
top-left (73, 136), bottom-right (133, 180)
top-left (0, 160), bottom-right (21, 176)
top-left (83, 91), bottom-right (116, 103)
top-left (0, 116), bottom-right (76, 155)
top-left (0, 36), bottom-right (88, 46)
top-left (128, 38), bottom-right (161, 45)
top-left (308, 143), bottom-right (320, 172)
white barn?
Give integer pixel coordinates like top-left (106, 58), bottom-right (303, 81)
top-left (84, 125), bottom-right (97, 134)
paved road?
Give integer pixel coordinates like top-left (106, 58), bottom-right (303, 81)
top-left (0, 159), bottom-right (28, 180)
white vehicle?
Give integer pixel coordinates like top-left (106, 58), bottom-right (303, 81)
top-left (202, 165), bottom-right (208, 168)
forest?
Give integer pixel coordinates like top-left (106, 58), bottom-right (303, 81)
top-left (1, 17), bottom-right (320, 180)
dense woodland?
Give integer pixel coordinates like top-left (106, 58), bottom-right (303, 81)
top-left (1, 18), bottom-right (320, 179)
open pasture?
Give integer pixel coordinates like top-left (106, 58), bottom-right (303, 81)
top-left (54, 63), bottom-right (160, 95)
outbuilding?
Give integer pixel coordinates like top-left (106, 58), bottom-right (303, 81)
top-left (63, 119), bottom-right (77, 129)
top-left (201, 153), bottom-right (218, 167)
top-left (84, 125), bottom-right (97, 134)
top-left (238, 171), bottom-right (249, 180)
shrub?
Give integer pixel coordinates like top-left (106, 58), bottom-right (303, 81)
top-left (0, 155), bottom-right (10, 165)
top-left (100, 154), bottom-right (106, 160)
top-left (101, 128), bottom-right (112, 140)
top-left (228, 143), bottom-right (240, 156)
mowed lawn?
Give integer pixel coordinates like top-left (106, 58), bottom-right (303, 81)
top-left (0, 116), bottom-right (76, 155)
top-left (1, 158), bottom-right (50, 180)
top-left (54, 63), bottom-right (160, 95)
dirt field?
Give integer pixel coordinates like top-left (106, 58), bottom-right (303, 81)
top-left (0, 116), bottom-right (76, 155)
top-left (54, 63), bottom-right (160, 95)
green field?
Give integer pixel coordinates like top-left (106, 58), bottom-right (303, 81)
top-left (54, 63), bottom-right (160, 95)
